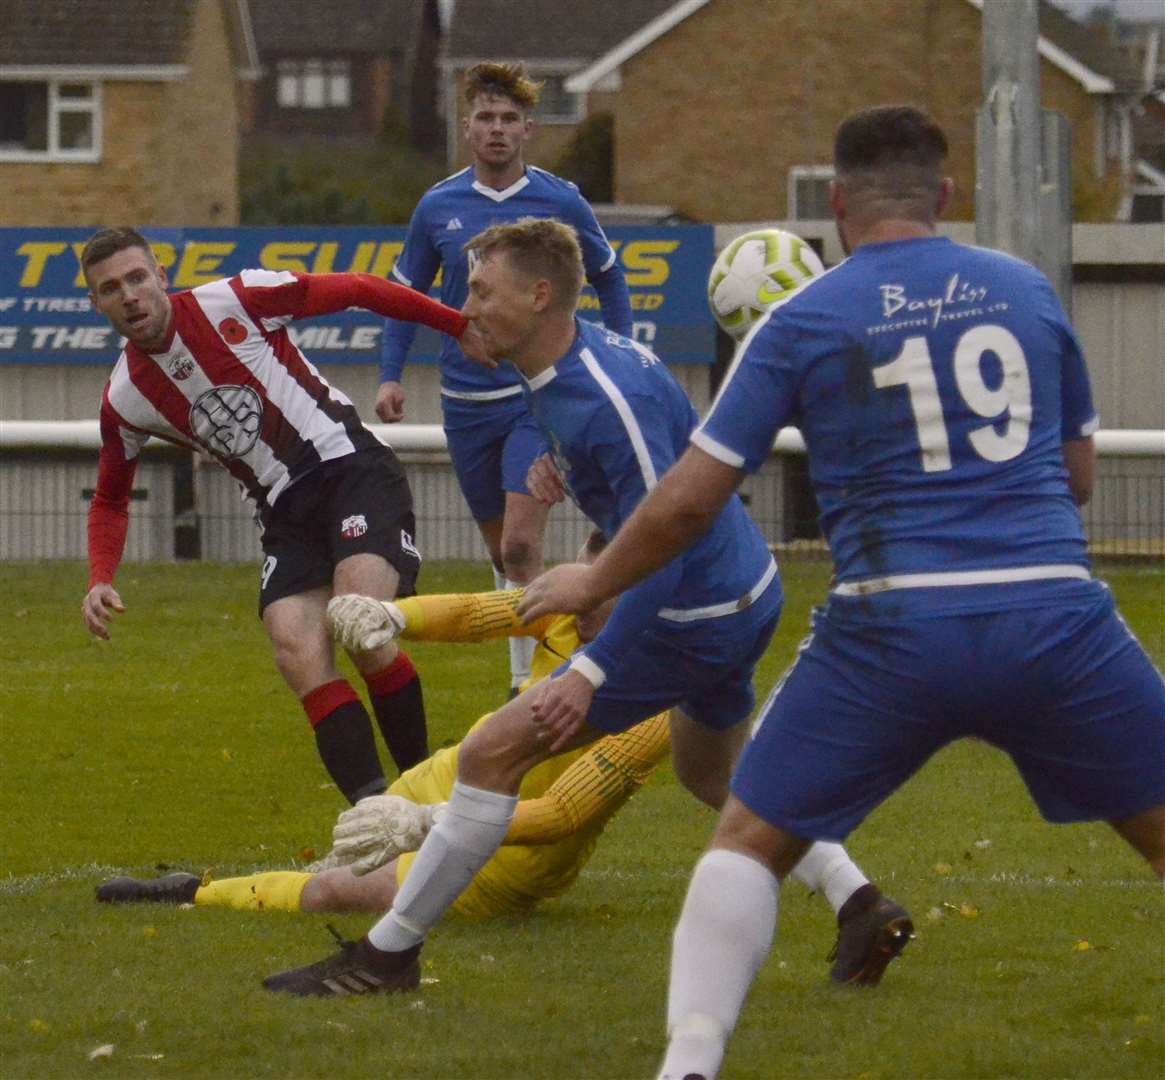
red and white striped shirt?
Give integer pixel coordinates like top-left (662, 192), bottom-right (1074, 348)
top-left (88, 269), bottom-right (466, 587)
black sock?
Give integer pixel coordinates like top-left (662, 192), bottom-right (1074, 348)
top-left (365, 652), bottom-right (428, 773)
top-left (312, 700), bottom-right (387, 804)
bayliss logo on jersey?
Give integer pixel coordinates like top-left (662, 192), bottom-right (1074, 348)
top-left (340, 514), bottom-right (368, 540)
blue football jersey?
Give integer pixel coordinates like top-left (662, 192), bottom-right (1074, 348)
top-left (524, 320), bottom-right (778, 677)
top-left (695, 236), bottom-right (1097, 613)
top-left (382, 166), bottom-right (624, 394)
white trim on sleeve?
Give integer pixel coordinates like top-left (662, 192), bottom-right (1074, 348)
top-left (690, 428), bottom-right (745, 468)
top-left (569, 654), bottom-right (607, 689)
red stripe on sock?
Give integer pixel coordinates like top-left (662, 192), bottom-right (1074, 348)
top-left (363, 650), bottom-right (417, 697)
top-left (302, 679), bottom-right (360, 728)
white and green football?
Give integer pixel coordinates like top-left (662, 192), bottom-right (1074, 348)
top-left (707, 228), bottom-right (825, 339)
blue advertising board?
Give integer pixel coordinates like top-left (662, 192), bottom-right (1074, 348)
top-left (0, 225), bottom-right (714, 365)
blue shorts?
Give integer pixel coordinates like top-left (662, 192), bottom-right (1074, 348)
top-left (442, 394), bottom-right (544, 523)
top-left (732, 580), bottom-right (1165, 840)
top-left (558, 577), bottom-right (783, 735)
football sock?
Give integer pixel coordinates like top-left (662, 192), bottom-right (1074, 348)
top-left (788, 841), bottom-right (870, 914)
top-left (302, 680), bottom-right (386, 804)
top-left (504, 577), bottom-right (536, 689)
top-left (363, 651), bottom-right (428, 772)
top-left (195, 872), bottom-right (311, 913)
top-left (366, 780), bottom-right (517, 953)
top-left (660, 848), bottom-right (778, 1080)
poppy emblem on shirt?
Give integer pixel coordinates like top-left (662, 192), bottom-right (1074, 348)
top-left (168, 355), bottom-right (195, 381)
top-left (218, 317), bottom-right (247, 345)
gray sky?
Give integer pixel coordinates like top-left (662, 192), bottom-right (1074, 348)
top-left (1045, 0), bottom-right (1165, 21)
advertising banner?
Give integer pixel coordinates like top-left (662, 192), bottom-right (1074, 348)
top-left (0, 225), bottom-right (714, 365)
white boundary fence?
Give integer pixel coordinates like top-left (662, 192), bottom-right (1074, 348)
top-left (2, 423), bottom-right (1163, 563)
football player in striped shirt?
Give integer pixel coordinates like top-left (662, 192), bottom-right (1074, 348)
top-left (100, 537), bottom-right (893, 989)
top-left (79, 227), bottom-right (480, 807)
top-left (378, 61), bottom-right (633, 695)
top-left (261, 218), bottom-right (909, 998)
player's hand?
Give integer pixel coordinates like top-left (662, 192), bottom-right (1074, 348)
top-left (458, 321), bottom-right (497, 368)
top-left (82, 583), bottom-right (125, 640)
top-left (331, 794), bottom-right (437, 876)
top-left (327, 593), bottom-right (407, 652)
top-left (529, 668), bottom-right (596, 753)
top-left (517, 563), bottom-right (600, 622)
top-left (375, 381), bottom-right (406, 423)
top-left (525, 453), bottom-right (566, 505)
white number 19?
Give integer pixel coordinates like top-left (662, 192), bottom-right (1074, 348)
top-left (871, 324), bottom-right (1031, 472)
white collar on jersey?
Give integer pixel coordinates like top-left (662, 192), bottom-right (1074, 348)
top-left (472, 173), bottom-right (531, 202)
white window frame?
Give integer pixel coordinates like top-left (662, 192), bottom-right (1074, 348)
top-left (0, 78), bottom-right (101, 163)
top-left (787, 165), bottom-right (834, 220)
top-left (275, 58), bottom-right (352, 110)
top-left (528, 71), bottom-right (584, 125)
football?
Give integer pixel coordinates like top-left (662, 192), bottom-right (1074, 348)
top-left (707, 228), bottom-right (825, 339)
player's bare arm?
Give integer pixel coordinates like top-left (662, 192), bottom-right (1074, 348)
top-left (518, 446), bottom-right (743, 622)
top-left (1063, 435), bottom-right (1095, 506)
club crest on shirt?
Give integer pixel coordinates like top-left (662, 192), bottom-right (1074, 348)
top-left (189, 384), bottom-right (262, 459)
top-left (168, 355), bottom-right (195, 381)
top-left (340, 514), bottom-right (368, 540)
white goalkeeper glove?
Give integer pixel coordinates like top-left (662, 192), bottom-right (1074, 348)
top-left (327, 593), bottom-right (407, 653)
top-left (330, 794), bottom-right (444, 876)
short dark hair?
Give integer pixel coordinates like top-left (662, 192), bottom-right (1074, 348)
top-left (464, 217), bottom-right (584, 310)
top-left (833, 106), bottom-right (948, 178)
top-left (80, 226), bottom-right (154, 271)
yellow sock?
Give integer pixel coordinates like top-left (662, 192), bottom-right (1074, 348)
top-left (194, 871), bottom-right (312, 913)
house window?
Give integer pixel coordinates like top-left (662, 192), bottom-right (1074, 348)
top-left (530, 74), bottom-right (582, 124)
top-left (788, 166), bottom-right (834, 220)
top-left (276, 59), bottom-right (351, 109)
top-left (0, 80), bottom-right (100, 161)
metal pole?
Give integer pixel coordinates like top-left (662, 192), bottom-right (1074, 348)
top-left (976, 0), bottom-right (1042, 264)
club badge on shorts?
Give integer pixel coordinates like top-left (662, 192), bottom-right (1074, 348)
top-left (340, 514), bottom-right (368, 540)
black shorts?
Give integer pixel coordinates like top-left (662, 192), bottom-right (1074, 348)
top-left (257, 446), bottom-right (421, 615)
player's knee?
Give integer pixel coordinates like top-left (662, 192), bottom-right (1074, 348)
top-left (499, 535), bottom-right (538, 581)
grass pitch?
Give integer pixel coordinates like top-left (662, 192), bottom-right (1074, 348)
top-left (1, 559), bottom-right (1162, 1079)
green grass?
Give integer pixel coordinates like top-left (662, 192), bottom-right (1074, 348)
top-left (1, 559), bottom-right (1162, 1079)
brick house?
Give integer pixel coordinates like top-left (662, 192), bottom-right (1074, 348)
top-left (244, 0), bottom-right (443, 153)
top-left (0, 0), bottom-right (258, 226)
top-left (560, 0), bottom-right (1161, 222)
top-left (440, 0), bottom-right (675, 171)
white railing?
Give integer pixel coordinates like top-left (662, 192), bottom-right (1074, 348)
top-left (2, 420), bottom-right (1163, 457)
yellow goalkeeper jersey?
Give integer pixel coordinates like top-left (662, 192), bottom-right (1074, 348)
top-left (389, 589), bottom-right (671, 917)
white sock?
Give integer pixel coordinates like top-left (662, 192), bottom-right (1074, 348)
top-left (658, 849), bottom-right (779, 1080)
top-left (505, 577), bottom-right (536, 688)
top-left (365, 781), bottom-right (517, 953)
top-left (491, 567), bottom-right (533, 688)
top-left (788, 842), bottom-right (869, 914)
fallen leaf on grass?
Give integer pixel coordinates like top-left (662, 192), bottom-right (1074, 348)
top-left (925, 907), bottom-right (944, 924)
top-left (958, 902), bottom-right (980, 918)
top-left (932, 862), bottom-right (952, 876)
top-left (88, 1044), bottom-right (115, 1061)
top-left (142, 926), bottom-right (157, 939)
top-left (298, 847), bottom-right (317, 863)
top-left (28, 1018), bottom-right (49, 1033)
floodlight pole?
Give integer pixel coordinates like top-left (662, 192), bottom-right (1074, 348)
top-left (976, 0), bottom-right (1073, 314)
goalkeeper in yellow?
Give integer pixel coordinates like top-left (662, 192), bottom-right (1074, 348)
top-left (97, 534), bottom-right (670, 920)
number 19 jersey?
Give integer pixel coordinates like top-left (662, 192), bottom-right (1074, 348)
top-left (694, 236), bottom-right (1098, 611)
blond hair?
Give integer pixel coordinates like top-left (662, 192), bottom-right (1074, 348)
top-left (464, 62), bottom-right (541, 110)
top-left (465, 218), bottom-right (584, 311)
